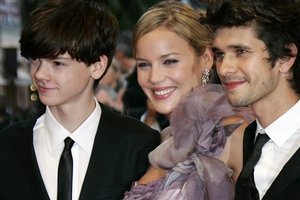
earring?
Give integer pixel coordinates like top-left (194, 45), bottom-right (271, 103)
top-left (202, 68), bottom-right (210, 86)
top-left (30, 83), bottom-right (37, 91)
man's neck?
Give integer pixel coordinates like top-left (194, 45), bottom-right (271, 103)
top-left (48, 99), bottom-right (96, 132)
top-left (253, 93), bottom-right (300, 128)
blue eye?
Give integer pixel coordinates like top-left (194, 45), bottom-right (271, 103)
top-left (52, 61), bottom-right (65, 67)
top-left (54, 61), bottom-right (61, 65)
top-left (236, 49), bottom-right (247, 55)
top-left (214, 51), bottom-right (224, 61)
top-left (164, 59), bottom-right (178, 65)
top-left (137, 62), bottom-right (150, 68)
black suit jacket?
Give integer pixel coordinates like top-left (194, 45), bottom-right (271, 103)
top-left (0, 104), bottom-right (160, 200)
top-left (235, 121), bottom-right (300, 200)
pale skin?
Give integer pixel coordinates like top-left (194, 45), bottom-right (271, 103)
top-left (135, 27), bottom-right (250, 184)
top-left (143, 99), bottom-right (160, 129)
top-left (29, 52), bottom-right (108, 132)
top-left (136, 27), bottom-right (206, 117)
top-left (212, 25), bottom-right (299, 128)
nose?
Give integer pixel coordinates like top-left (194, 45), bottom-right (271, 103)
top-left (30, 59), bottom-right (51, 81)
top-left (148, 65), bottom-right (164, 84)
top-left (216, 54), bottom-right (237, 77)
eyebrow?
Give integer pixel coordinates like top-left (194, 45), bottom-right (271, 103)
top-left (136, 52), bottom-right (180, 61)
top-left (135, 57), bottom-right (147, 61)
top-left (160, 53), bottom-right (179, 59)
top-left (52, 56), bottom-right (72, 60)
top-left (212, 47), bottom-right (220, 52)
top-left (212, 44), bottom-right (252, 52)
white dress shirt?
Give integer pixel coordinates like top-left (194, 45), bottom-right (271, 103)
top-left (254, 99), bottom-right (300, 199)
top-left (33, 99), bottom-right (101, 200)
top-left (140, 111), bottom-right (161, 131)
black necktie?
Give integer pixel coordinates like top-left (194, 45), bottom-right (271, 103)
top-left (57, 137), bottom-right (75, 200)
top-left (236, 131), bottom-right (270, 200)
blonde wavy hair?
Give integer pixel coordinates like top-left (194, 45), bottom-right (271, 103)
top-left (133, 0), bottom-right (213, 57)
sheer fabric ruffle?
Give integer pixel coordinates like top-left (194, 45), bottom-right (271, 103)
top-left (124, 84), bottom-right (254, 200)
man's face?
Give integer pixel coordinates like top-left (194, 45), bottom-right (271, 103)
top-left (212, 26), bottom-right (279, 107)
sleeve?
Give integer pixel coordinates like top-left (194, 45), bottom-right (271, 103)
top-left (136, 129), bottom-right (160, 177)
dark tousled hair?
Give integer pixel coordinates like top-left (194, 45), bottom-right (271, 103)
top-left (20, 0), bottom-right (119, 68)
top-left (205, 0), bottom-right (300, 94)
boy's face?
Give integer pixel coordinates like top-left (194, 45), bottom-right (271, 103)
top-left (212, 26), bottom-right (279, 107)
top-left (29, 52), bottom-right (96, 107)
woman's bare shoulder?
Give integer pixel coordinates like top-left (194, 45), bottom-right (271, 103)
top-left (138, 166), bottom-right (167, 185)
top-left (220, 115), bottom-right (250, 182)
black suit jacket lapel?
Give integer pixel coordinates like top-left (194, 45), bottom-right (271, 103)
top-left (243, 121), bottom-right (257, 165)
top-left (235, 121), bottom-right (257, 200)
top-left (79, 105), bottom-right (118, 200)
top-left (79, 104), bottom-right (158, 199)
top-left (16, 120), bottom-right (50, 200)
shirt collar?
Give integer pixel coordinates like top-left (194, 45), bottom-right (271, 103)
top-left (257, 99), bottom-right (300, 146)
top-left (45, 98), bottom-right (101, 155)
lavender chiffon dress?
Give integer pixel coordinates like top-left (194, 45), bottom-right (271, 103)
top-left (123, 84), bottom-right (254, 200)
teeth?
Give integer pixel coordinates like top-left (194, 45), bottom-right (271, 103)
top-left (154, 88), bottom-right (175, 96)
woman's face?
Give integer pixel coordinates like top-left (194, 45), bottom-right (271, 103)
top-left (135, 27), bottom-right (212, 115)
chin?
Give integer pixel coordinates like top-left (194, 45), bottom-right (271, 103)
top-left (154, 106), bottom-right (174, 115)
top-left (38, 98), bottom-right (59, 107)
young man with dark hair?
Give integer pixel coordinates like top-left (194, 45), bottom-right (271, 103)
top-left (0, 1), bottom-right (160, 199)
top-left (207, 1), bottom-right (300, 199)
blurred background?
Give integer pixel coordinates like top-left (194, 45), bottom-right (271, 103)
top-left (0, 0), bottom-right (207, 129)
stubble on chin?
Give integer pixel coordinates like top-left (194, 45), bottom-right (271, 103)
top-left (226, 91), bottom-right (249, 107)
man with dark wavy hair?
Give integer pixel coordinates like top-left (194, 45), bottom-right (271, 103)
top-left (0, 0), bottom-right (160, 199)
top-left (206, 1), bottom-right (300, 200)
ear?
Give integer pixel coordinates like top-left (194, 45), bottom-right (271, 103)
top-left (278, 44), bottom-right (297, 73)
top-left (90, 55), bottom-right (108, 79)
top-left (201, 47), bottom-right (214, 70)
